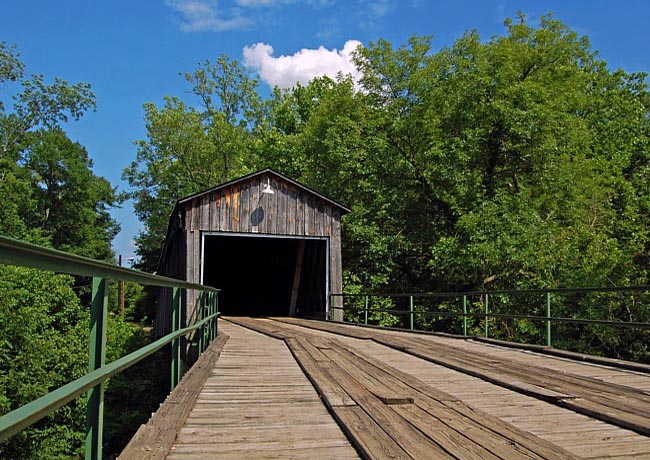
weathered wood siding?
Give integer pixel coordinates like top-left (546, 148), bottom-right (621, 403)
top-left (158, 171), bottom-right (345, 336)
top-left (156, 218), bottom-right (186, 337)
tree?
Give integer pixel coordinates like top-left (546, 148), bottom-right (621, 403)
top-left (0, 44), bottom-right (131, 458)
top-left (0, 42), bottom-right (95, 161)
top-left (0, 42), bottom-right (118, 261)
top-left (21, 128), bottom-right (120, 259)
top-left (124, 55), bottom-right (262, 270)
top-left (255, 15), bottom-right (650, 351)
top-left (414, 14), bottom-right (650, 292)
top-left (0, 267), bottom-right (88, 460)
top-left (124, 14), bottom-right (650, 357)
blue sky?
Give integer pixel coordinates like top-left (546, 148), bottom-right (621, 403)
top-left (2, 0), bottom-right (650, 261)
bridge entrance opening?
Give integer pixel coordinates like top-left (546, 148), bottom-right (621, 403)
top-left (201, 233), bottom-right (328, 318)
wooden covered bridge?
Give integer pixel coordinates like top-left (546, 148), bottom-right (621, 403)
top-left (156, 168), bottom-right (349, 339)
top-left (0, 170), bottom-right (649, 460)
top-left (119, 170), bottom-right (650, 459)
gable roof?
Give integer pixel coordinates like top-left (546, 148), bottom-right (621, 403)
top-left (177, 167), bottom-right (351, 213)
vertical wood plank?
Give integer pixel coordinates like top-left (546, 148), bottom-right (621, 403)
top-left (287, 186), bottom-right (296, 235)
top-left (306, 196), bottom-right (315, 236)
top-left (232, 183), bottom-right (240, 232)
top-left (186, 202), bottom-right (193, 232)
top-left (289, 240), bottom-right (306, 316)
top-left (296, 192), bottom-right (304, 236)
top-left (267, 176), bottom-right (277, 234)
top-left (185, 210), bottom-right (195, 318)
top-left (210, 192), bottom-right (218, 230)
top-left (227, 187), bottom-right (234, 232)
top-left (323, 203), bottom-right (332, 236)
top-left (284, 186), bottom-right (291, 235)
top-left (277, 183), bottom-right (284, 235)
top-left (200, 195), bottom-right (209, 230)
top-left (316, 202), bottom-right (324, 236)
top-left (331, 214), bottom-right (343, 321)
top-left (271, 181), bottom-right (278, 235)
top-left (259, 176), bottom-right (268, 234)
top-left (311, 200), bottom-right (317, 236)
top-left (251, 177), bottom-right (260, 233)
top-left (193, 199), bottom-right (201, 323)
top-left (240, 182), bottom-right (250, 233)
top-left (279, 183), bottom-right (288, 235)
top-left (219, 189), bottom-right (227, 232)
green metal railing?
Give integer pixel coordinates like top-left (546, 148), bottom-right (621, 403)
top-left (330, 285), bottom-right (650, 348)
top-left (0, 237), bottom-right (219, 460)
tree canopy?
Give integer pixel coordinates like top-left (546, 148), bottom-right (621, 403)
top-left (123, 56), bottom-right (262, 270)
top-left (122, 14), bottom-right (650, 361)
top-left (0, 43), bottom-right (130, 458)
top-left (0, 42), bottom-right (119, 259)
top-left (125, 14), bottom-right (649, 297)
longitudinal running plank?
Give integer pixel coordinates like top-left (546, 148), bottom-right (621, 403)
top-left (166, 321), bottom-right (359, 460)
top-left (273, 317), bottom-right (650, 427)
top-left (268, 317), bottom-right (650, 460)
top-left (234, 318), bottom-right (580, 460)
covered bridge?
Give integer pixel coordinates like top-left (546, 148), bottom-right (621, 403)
top-left (156, 168), bottom-right (350, 336)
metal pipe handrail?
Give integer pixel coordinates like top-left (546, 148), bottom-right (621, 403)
top-left (0, 236), bottom-right (219, 292)
top-left (331, 286), bottom-right (650, 349)
top-left (330, 305), bottom-right (650, 329)
top-left (0, 236), bottom-right (220, 460)
top-left (330, 285), bottom-right (650, 298)
top-left (0, 312), bottom-right (219, 442)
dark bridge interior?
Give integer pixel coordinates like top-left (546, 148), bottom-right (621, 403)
top-left (202, 234), bottom-right (327, 318)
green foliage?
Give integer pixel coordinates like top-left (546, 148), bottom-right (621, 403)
top-left (269, 14), bottom-right (648, 342)
top-left (107, 280), bottom-right (145, 319)
top-left (0, 43), bottom-right (144, 459)
top-left (0, 270), bottom-right (164, 458)
top-left (0, 43), bottom-right (119, 261)
top-left (123, 55), bottom-right (262, 271)
top-left (22, 128), bottom-right (120, 259)
top-left (0, 267), bottom-right (88, 460)
top-left (124, 14), bottom-right (649, 348)
top-left (0, 42), bottom-right (95, 161)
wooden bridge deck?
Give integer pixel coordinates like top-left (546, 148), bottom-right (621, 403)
top-left (124, 317), bottom-right (650, 460)
top-left (166, 321), bottom-right (359, 459)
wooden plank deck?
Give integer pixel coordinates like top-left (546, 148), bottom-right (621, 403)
top-left (265, 317), bottom-right (650, 459)
top-left (138, 316), bottom-right (650, 460)
top-left (166, 321), bottom-right (359, 459)
top-left (267, 317), bottom-right (650, 433)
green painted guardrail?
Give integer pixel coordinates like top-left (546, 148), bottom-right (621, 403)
top-left (330, 285), bottom-right (650, 348)
top-left (0, 236), bottom-right (220, 460)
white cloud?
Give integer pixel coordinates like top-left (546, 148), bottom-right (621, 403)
top-left (165, 0), bottom-right (302, 31)
top-left (365, 0), bottom-right (391, 19)
top-left (235, 0), bottom-right (293, 6)
top-left (243, 40), bottom-right (363, 89)
top-left (165, 0), bottom-right (254, 32)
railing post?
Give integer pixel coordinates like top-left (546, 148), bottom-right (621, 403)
top-left (205, 292), bottom-right (211, 343)
top-left (85, 277), bottom-right (108, 460)
top-left (364, 295), bottom-right (369, 325)
top-left (198, 292), bottom-right (205, 354)
top-left (171, 287), bottom-right (181, 390)
top-left (546, 292), bottom-right (552, 347)
top-left (207, 291), bottom-right (217, 342)
top-left (409, 296), bottom-right (414, 330)
top-left (214, 291), bottom-right (219, 340)
top-left (484, 293), bottom-right (489, 338)
top-left (463, 295), bottom-right (467, 336)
